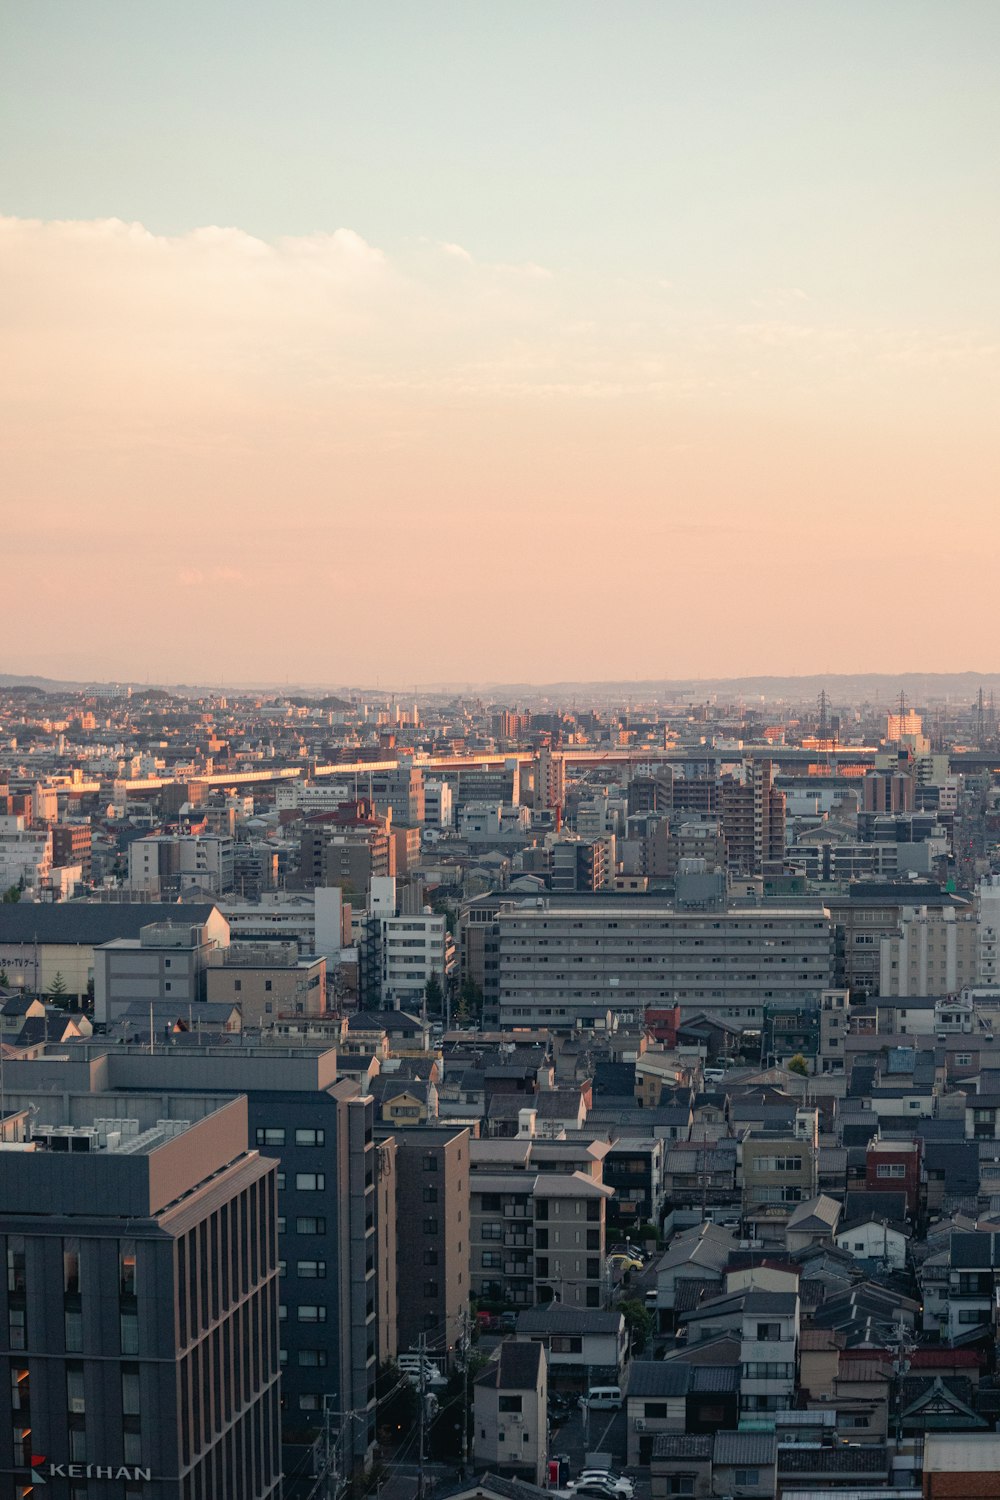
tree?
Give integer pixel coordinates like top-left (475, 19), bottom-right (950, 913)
top-left (787, 1053), bottom-right (809, 1077)
top-left (424, 972), bottom-right (444, 1017)
top-left (48, 972), bottom-right (69, 1007)
top-left (1, 885), bottom-right (20, 904)
top-left (0, 969), bottom-right (9, 989)
top-left (456, 975), bottom-right (483, 1026)
top-left (617, 1297), bottom-right (655, 1355)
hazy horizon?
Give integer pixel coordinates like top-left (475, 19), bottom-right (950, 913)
top-left (4, 1), bottom-right (999, 684)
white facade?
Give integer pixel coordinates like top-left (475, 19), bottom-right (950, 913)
top-left (978, 875), bottom-right (1000, 988)
top-left (381, 910), bottom-right (450, 1009)
top-left (423, 781), bottom-right (454, 828)
top-left (879, 905), bottom-right (979, 997)
top-left (0, 817), bottom-right (53, 893)
top-left (834, 1220), bottom-right (907, 1271)
top-left (128, 834), bottom-right (235, 897)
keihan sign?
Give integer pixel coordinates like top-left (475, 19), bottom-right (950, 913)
top-left (31, 1456), bottom-right (153, 1482)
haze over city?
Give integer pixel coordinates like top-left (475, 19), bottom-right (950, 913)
top-left (3, 1), bottom-right (1000, 686)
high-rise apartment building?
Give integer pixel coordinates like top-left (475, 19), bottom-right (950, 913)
top-left (719, 761), bottom-right (785, 874)
top-left (3, 1046), bottom-right (378, 1488)
top-left (0, 1092), bottom-right (281, 1499)
top-left (384, 1126), bottom-right (470, 1362)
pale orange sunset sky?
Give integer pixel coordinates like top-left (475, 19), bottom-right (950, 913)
top-left (2, 2), bottom-right (999, 686)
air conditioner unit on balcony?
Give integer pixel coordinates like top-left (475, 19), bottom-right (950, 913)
top-left (634, 1418), bottom-right (646, 1431)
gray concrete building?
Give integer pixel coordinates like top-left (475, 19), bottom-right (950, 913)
top-left (496, 898), bottom-right (835, 1027)
top-left (0, 1091), bottom-right (281, 1499)
top-left (1, 1045), bottom-right (378, 1490)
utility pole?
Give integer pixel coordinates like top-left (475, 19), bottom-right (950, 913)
top-left (417, 1331), bottom-right (427, 1500)
top-left (459, 1309), bottom-right (470, 1479)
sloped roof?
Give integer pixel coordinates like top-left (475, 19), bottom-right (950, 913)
top-left (714, 1431), bottom-right (776, 1466)
top-left (626, 1361), bottom-right (691, 1398)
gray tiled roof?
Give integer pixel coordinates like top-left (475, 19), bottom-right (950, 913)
top-left (714, 1431), bottom-right (776, 1466)
top-left (626, 1361), bottom-right (691, 1398)
top-left (651, 1434), bottom-right (712, 1461)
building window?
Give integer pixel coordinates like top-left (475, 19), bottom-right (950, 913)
top-left (297, 1260), bottom-right (327, 1278)
top-left (298, 1305), bottom-right (327, 1323)
top-left (295, 1129), bottom-right (325, 1147)
top-left (298, 1350), bottom-right (328, 1367)
top-left (423, 1217), bottom-right (438, 1234)
top-left (296, 1173), bottom-right (325, 1191)
top-left (423, 1186), bottom-right (438, 1204)
top-left (120, 1239), bottom-right (137, 1297)
top-left (63, 1237), bottom-right (81, 1295)
top-left (423, 1154), bottom-right (439, 1172)
top-left (66, 1364), bottom-right (86, 1415)
top-left (7, 1236), bottom-right (25, 1293)
top-left (876, 1163), bottom-right (906, 1179)
top-left (295, 1217), bottom-right (327, 1235)
top-left (423, 1281), bottom-right (439, 1298)
top-left (499, 1395), bottom-right (523, 1413)
top-left (256, 1128), bottom-right (286, 1147)
top-left (735, 1471), bottom-right (760, 1486)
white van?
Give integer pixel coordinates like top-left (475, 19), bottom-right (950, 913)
top-left (584, 1386), bottom-right (622, 1409)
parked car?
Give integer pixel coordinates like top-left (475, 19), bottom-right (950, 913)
top-left (576, 1473), bottom-right (634, 1499)
top-left (570, 1484), bottom-right (620, 1500)
top-left (606, 1253), bottom-right (643, 1273)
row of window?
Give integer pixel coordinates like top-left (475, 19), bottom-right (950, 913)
top-left (256, 1128), bottom-right (325, 1148)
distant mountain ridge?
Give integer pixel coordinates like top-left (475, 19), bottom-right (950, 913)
top-left (3, 670), bottom-right (1000, 702)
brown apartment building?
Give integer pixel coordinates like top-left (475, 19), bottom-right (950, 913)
top-left (385, 1126), bottom-right (470, 1363)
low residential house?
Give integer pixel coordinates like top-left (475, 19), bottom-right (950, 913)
top-left (648, 1433), bottom-right (712, 1500)
top-left (682, 1364), bottom-right (740, 1434)
top-left (834, 1213), bottom-right (910, 1272)
top-left (625, 1361), bottom-right (690, 1466)
top-left (654, 1223), bottom-right (734, 1324)
top-left (711, 1429), bottom-right (776, 1499)
top-left (865, 1137), bottom-right (923, 1214)
top-left (775, 1440), bottom-right (890, 1495)
top-left (784, 1194), bottom-right (842, 1253)
top-left (663, 1139), bottom-right (740, 1211)
top-left (924, 1140), bottom-right (980, 1216)
top-left (936, 1230), bottom-right (1000, 1340)
top-left (0, 994), bottom-right (45, 1035)
top-left (373, 1077), bottom-right (438, 1126)
top-left (473, 1341), bottom-right (548, 1485)
top-left (739, 1290), bottom-right (799, 1415)
top-left (967, 1095), bottom-right (1000, 1142)
top-left (586, 1102), bottom-right (692, 1142)
top-left (514, 1305), bottom-right (625, 1390)
top-left (798, 1329), bottom-right (844, 1399)
top-left (899, 1375), bottom-right (988, 1437)
top-left (741, 1124), bottom-right (819, 1246)
top-left (604, 1137), bottom-right (665, 1229)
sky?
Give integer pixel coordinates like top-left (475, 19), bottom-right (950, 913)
top-left (2, 1), bottom-right (999, 687)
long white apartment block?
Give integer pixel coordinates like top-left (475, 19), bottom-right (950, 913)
top-left (496, 899), bottom-right (834, 1027)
